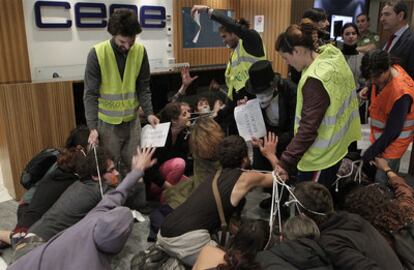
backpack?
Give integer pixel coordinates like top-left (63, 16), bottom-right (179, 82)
top-left (20, 148), bottom-right (60, 189)
top-left (391, 223), bottom-right (414, 270)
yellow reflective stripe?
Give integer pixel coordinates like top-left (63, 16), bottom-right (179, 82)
top-left (312, 110), bottom-right (360, 148)
top-left (374, 129), bottom-right (414, 140)
top-left (295, 91), bottom-right (357, 126)
top-left (100, 92), bottom-right (136, 101)
top-left (99, 108), bottom-right (136, 117)
top-left (322, 91), bottom-right (357, 126)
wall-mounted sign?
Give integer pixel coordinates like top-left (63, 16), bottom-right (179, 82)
top-left (23, 0), bottom-right (174, 81)
top-left (34, 1), bottom-right (166, 28)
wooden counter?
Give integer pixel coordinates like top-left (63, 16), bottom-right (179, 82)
top-left (0, 81), bottom-right (76, 199)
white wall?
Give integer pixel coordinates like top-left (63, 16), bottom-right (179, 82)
top-left (23, 0), bottom-right (174, 81)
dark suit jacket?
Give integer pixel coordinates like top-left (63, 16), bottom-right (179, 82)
top-left (390, 27), bottom-right (414, 79)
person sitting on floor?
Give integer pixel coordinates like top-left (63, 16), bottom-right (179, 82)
top-left (156, 133), bottom-right (278, 267)
top-left (11, 147), bottom-right (118, 262)
top-left (294, 181), bottom-right (404, 270)
top-left (193, 219), bottom-right (269, 270)
top-left (344, 157), bottom-right (414, 248)
top-left (144, 102), bottom-right (191, 201)
top-left (256, 214), bottom-right (333, 270)
top-left (7, 147), bottom-right (157, 270)
top-left (0, 126), bottom-right (89, 248)
top-left (149, 117), bottom-right (225, 241)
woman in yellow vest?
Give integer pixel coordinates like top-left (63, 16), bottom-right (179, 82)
top-left (360, 50), bottom-right (414, 185)
top-left (274, 23), bottom-right (361, 188)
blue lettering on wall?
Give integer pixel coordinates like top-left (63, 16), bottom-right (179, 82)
top-left (34, 1), bottom-right (166, 29)
top-left (140, 6), bottom-right (166, 28)
top-left (75, 2), bottom-right (106, 28)
top-left (109, 4), bottom-right (137, 16)
top-left (34, 1), bottom-right (72, 28)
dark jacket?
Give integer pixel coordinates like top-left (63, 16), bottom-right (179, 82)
top-left (263, 74), bottom-right (297, 153)
top-left (29, 179), bottom-right (110, 241)
top-left (8, 170), bottom-right (143, 270)
top-left (389, 27), bottom-right (414, 79)
top-left (17, 165), bottom-right (79, 230)
top-left (144, 129), bottom-right (189, 187)
top-left (256, 238), bottom-right (333, 270)
top-left (319, 212), bottom-right (404, 270)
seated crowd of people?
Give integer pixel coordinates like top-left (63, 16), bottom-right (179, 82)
top-left (2, 1), bottom-right (414, 269)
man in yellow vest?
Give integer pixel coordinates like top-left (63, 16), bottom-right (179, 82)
top-left (84, 9), bottom-right (159, 177)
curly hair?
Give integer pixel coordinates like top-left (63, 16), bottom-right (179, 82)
top-left (345, 184), bottom-right (414, 243)
top-left (217, 219), bottom-right (268, 270)
top-left (108, 9), bottom-right (142, 37)
top-left (57, 147), bottom-right (85, 173)
top-left (360, 49), bottom-right (391, 79)
top-left (76, 147), bottom-right (112, 180)
top-left (190, 117), bottom-right (224, 160)
top-left (217, 136), bottom-right (248, 168)
top-left (58, 126), bottom-right (90, 172)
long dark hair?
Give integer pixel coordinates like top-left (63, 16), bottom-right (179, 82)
top-left (217, 220), bottom-right (268, 270)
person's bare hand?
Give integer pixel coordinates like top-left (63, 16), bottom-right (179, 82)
top-left (374, 157), bottom-right (391, 172)
top-left (259, 132), bottom-right (277, 159)
top-left (147, 115), bottom-right (160, 128)
top-left (275, 164), bottom-right (289, 181)
top-left (88, 129), bottom-right (99, 146)
top-left (237, 96), bottom-right (248, 106)
top-left (181, 66), bottom-right (198, 89)
top-left (359, 86), bottom-right (369, 100)
top-left (191, 5), bottom-right (209, 17)
top-left (251, 136), bottom-right (264, 148)
top-left (132, 147), bottom-right (157, 172)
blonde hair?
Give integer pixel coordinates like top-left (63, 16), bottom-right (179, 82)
top-left (190, 117), bottom-right (224, 160)
top-left (283, 214), bottom-right (320, 241)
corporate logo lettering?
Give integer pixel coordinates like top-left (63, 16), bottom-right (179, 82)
top-left (34, 1), bottom-right (166, 28)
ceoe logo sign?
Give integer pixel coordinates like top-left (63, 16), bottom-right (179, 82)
top-left (34, 1), bottom-right (166, 28)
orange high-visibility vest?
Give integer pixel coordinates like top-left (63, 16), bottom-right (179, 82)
top-left (369, 65), bottom-right (414, 159)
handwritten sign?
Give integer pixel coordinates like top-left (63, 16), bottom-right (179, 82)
top-left (140, 122), bottom-right (171, 148)
top-left (234, 99), bottom-right (266, 141)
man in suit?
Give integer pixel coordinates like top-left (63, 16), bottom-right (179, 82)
top-left (380, 1), bottom-right (414, 79)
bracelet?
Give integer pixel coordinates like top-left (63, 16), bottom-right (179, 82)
top-left (384, 169), bottom-right (393, 175)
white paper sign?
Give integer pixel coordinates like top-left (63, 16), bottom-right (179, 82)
top-left (192, 11), bottom-right (201, 43)
top-left (140, 122), bottom-right (171, 148)
top-left (234, 99), bottom-right (266, 141)
top-left (254, 15), bottom-right (265, 33)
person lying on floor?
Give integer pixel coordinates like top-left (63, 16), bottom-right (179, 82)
top-left (11, 147), bottom-right (118, 262)
top-left (156, 133), bottom-right (278, 267)
top-left (294, 181), bottom-right (404, 270)
top-left (193, 219), bottom-right (268, 270)
top-left (0, 126), bottom-right (89, 248)
top-left (7, 147), bottom-right (157, 270)
top-left (256, 215), bottom-right (333, 270)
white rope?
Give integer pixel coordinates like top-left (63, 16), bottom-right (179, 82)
top-left (92, 145), bottom-right (104, 198)
top-left (332, 160), bottom-right (363, 192)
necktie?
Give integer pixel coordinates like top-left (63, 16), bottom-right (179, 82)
top-left (385, 34), bottom-right (396, 52)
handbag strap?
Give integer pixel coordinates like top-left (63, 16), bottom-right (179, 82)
top-left (211, 168), bottom-right (227, 246)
